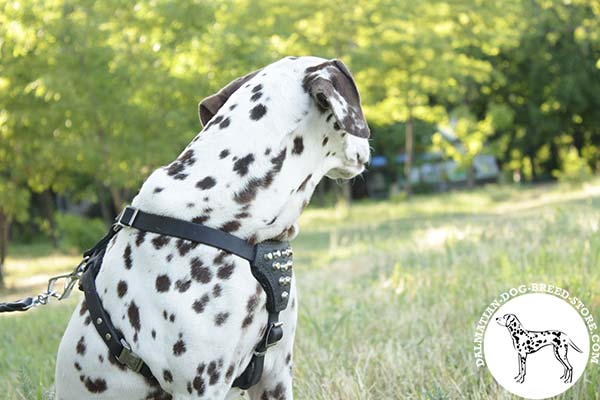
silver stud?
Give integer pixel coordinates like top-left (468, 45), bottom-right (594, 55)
top-left (273, 250), bottom-right (282, 258)
top-left (281, 291), bottom-right (289, 299)
top-left (264, 253), bottom-right (273, 261)
top-left (282, 261), bottom-right (292, 271)
top-left (286, 276), bottom-right (292, 284)
top-left (96, 317), bottom-right (103, 325)
top-left (279, 277), bottom-right (288, 286)
top-left (273, 262), bottom-right (281, 270)
top-left (105, 333), bottom-right (112, 341)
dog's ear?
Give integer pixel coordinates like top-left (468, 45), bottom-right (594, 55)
top-left (198, 69), bottom-right (261, 126)
top-left (303, 59), bottom-right (370, 138)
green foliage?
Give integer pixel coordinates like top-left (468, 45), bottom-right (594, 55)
top-left (0, 0), bottom-right (598, 237)
top-left (55, 213), bottom-right (106, 252)
top-left (553, 146), bottom-right (593, 183)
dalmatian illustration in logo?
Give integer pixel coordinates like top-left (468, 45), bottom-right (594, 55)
top-left (496, 313), bottom-right (583, 384)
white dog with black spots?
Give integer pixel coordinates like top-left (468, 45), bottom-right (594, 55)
top-left (55, 56), bottom-right (370, 400)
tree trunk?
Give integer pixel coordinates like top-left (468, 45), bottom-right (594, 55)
top-left (467, 164), bottom-right (476, 188)
top-left (40, 189), bottom-right (58, 248)
top-left (0, 210), bottom-right (10, 289)
top-left (404, 115), bottom-right (414, 199)
top-left (528, 151), bottom-right (538, 181)
top-left (97, 186), bottom-right (114, 224)
top-left (110, 187), bottom-right (124, 213)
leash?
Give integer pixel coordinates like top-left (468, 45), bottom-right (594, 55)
top-left (0, 258), bottom-right (88, 312)
top-left (0, 206), bottom-right (293, 391)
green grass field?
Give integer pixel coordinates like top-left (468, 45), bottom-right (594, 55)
top-left (1, 182), bottom-right (599, 399)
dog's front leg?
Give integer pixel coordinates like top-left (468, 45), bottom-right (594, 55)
top-left (514, 354), bottom-right (522, 380)
top-left (517, 354), bottom-right (527, 383)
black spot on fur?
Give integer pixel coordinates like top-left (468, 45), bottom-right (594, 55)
top-left (80, 300), bottom-right (88, 316)
top-left (229, 104), bottom-right (237, 110)
top-left (193, 294), bottom-right (210, 313)
top-left (175, 279), bottom-right (192, 293)
top-left (250, 104), bottom-right (267, 120)
top-left (235, 212), bottom-right (250, 219)
top-left (123, 245), bottom-right (133, 269)
top-left (136, 230), bottom-right (146, 246)
top-left (213, 252), bottom-right (229, 265)
top-left (219, 149), bottom-right (230, 159)
top-left (128, 301), bottom-right (141, 332)
top-left (220, 220), bottom-right (241, 233)
top-left (252, 84), bottom-right (263, 93)
top-left (151, 329), bottom-right (156, 339)
top-left (264, 148), bottom-right (271, 155)
top-left (233, 153), bottom-right (255, 176)
top-left (117, 280), bottom-right (128, 298)
top-left (153, 187), bottom-right (164, 194)
top-left (166, 162), bottom-right (184, 176)
top-left (176, 239), bottom-right (199, 256)
top-left (76, 336), bottom-right (86, 355)
top-left (251, 91), bottom-right (263, 102)
top-left (163, 370), bottom-right (173, 383)
top-left (212, 284), bottom-right (222, 297)
top-left (217, 263), bottom-right (235, 280)
top-left (207, 360), bottom-right (221, 385)
top-left (292, 136), bottom-right (304, 155)
top-left (219, 117), bottom-right (231, 129)
top-left (83, 377), bottom-right (107, 393)
top-left (242, 315), bottom-right (253, 328)
top-left (156, 275), bottom-right (171, 292)
top-left (196, 176), bottom-right (216, 190)
top-left (215, 312), bottom-right (230, 326)
top-left (193, 374), bottom-right (206, 396)
top-left (191, 258), bottom-right (212, 283)
top-left (322, 136), bottom-right (329, 146)
top-left (192, 215), bottom-right (209, 224)
top-left (152, 235), bottom-right (171, 250)
top-left (173, 339), bottom-right (186, 356)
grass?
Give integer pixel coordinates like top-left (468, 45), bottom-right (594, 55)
top-left (1, 181), bottom-right (600, 399)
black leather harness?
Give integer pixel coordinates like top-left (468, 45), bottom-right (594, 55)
top-left (79, 206), bottom-right (293, 390)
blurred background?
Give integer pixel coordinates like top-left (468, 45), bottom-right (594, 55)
top-left (1, 1), bottom-right (599, 399)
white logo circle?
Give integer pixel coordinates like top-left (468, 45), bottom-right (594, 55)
top-left (484, 293), bottom-right (590, 399)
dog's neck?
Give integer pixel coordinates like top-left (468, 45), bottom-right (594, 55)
top-left (134, 110), bottom-right (330, 244)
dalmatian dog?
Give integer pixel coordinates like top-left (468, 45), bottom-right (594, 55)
top-left (496, 313), bottom-right (583, 384)
top-left (55, 56), bottom-right (370, 399)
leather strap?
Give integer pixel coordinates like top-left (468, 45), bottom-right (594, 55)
top-left (80, 250), bottom-right (156, 382)
top-left (232, 312), bottom-right (283, 389)
top-left (117, 206), bottom-right (255, 261)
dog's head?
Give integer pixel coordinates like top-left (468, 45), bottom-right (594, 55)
top-left (496, 313), bottom-right (519, 327)
top-left (198, 56), bottom-right (370, 183)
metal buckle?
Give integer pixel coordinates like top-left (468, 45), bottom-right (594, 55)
top-left (115, 206), bottom-right (139, 228)
top-left (255, 321), bottom-right (284, 356)
top-left (117, 340), bottom-right (144, 372)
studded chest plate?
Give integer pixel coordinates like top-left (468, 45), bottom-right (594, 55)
top-left (251, 241), bottom-right (294, 313)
